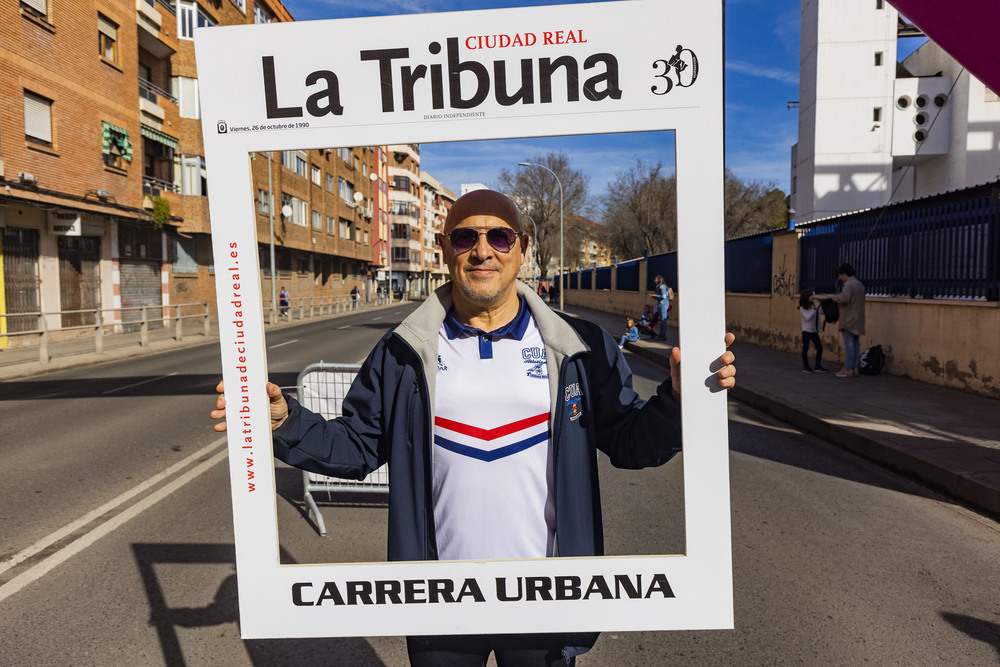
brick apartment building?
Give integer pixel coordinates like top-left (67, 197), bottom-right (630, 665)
top-left (0, 0), bottom-right (402, 347)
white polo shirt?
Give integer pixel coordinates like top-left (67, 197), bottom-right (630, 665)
top-left (433, 300), bottom-right (554, 560)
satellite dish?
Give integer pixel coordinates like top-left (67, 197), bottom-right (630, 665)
top-left (281, 204), bottom-right (292, 219)
top-left (353, 191), bottom-right (364, 203)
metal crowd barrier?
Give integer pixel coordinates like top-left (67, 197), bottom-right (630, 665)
top-left (295, 361), bottom-right (389, 536)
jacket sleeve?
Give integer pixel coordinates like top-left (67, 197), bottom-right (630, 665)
top-left (271, 340), bottom-right (390, 480)
top-left (587, 327), bottom-right (682, 469)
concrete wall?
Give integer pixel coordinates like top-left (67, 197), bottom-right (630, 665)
top-left (561, 235), bottom-right (1000, 399)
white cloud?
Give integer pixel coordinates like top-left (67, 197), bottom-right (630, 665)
top-left (727, 60), bottom-right (799, 86)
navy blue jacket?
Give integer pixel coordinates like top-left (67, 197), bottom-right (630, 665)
top-left (272, 283), bottom-right (682, 653)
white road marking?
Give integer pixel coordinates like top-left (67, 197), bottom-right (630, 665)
top-left (0, 437), bottom-right (227, 583)
top-left (0, 446), bottom-right (229, 604)
top-left (268, 339), bottom-right (299, 349)
top-left (101, 372), bottom-right (179, 395)
top-left (337, 325), bottom-right (351, 330)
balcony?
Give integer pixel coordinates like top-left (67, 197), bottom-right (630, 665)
top-left (139, 77), bottom-right (177, 107)
top-left (142, 175), bottom-right (177, 197)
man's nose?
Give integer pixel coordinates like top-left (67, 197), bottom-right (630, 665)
top-left (469, 232), bottom-right (495, 259)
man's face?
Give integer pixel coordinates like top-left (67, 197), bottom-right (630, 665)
top-left (440, 214), bottom-right (526, 310)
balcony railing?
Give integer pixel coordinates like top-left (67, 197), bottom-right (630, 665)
top-left (139, 77), bottom-right (177, 105)
top-left (143, 175), bottom-right (177, 196)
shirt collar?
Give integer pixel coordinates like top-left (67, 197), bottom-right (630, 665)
top-left (443, 296), bottom-right (531, 341)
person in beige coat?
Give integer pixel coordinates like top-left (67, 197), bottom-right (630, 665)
top-left (815, 263), bottom-right (866, 377)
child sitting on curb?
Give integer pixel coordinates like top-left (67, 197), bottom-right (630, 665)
top-left (618, 317), bottom-right (639, 349)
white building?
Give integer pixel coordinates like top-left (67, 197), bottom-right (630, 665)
top-left (792, 0), bottom-right (1000, 224)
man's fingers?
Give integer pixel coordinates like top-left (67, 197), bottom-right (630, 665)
top-left (724, 332), bottom-right (735, 347)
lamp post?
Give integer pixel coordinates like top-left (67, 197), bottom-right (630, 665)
top-left (518, 161), bottom-right (563, 311)
top-left (266, 152), bottom-right (277, 324)
top-left (522, 211), bottom-right (538, 291)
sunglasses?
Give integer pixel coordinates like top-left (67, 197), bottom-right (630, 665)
top-left (444, 226), bottom-right (522, 253)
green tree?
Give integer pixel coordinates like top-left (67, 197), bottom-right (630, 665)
top-left (724, 169), bottom-right (788, 238)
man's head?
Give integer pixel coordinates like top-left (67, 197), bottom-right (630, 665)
top-left (836, 262), bottom-right (855, 280)
top-left (439, 190), bottom-right (528, 314)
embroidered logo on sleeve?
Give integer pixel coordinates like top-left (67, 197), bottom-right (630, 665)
top-left (565, 382), bottom-right (583, 421)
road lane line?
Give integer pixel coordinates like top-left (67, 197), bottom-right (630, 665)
top-left (0, 436), bottom-right (227, 576)
top-left (337, 325), bottom-right (351, 329)
top-left (268, 339), bottom-right (298, 349)
top-left (0, 447), bottom-right (229, 604)
top-left (101, 372), bottom-right (179, 395)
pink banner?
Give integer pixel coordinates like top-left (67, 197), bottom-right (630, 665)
top-left (889, 0), bottom-right (1000, 91)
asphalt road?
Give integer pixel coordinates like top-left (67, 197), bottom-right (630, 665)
top-left (1, 305), bottom-right (998, 665)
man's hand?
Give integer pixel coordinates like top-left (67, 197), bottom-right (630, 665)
top-left (668, 332), bottom-right (737, 399)
top-left (210, 380), bottom-right (289, 432)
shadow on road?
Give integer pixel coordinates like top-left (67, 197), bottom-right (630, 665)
top-left (132, 542), bottom-right (388, 666)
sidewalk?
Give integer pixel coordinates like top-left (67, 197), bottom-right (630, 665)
top-left (0, 300), bottom-right (412, 382)
top-left (564, 305), bottom-right (1000, 518)
top-left (2, 301), bottom-right (998, 517)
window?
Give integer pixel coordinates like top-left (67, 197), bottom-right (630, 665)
top-left (173, 236), bottom-right (198, 274)
top-left (337, 147), bottom-right (351, 161)
top-left (98, 14), bottom-right (118, 62)
top-left (362, 163), bottom-right (368, 178)
top-left (875, 0), bottom-right (884, 8)
top-left (393, 175), bottom-right (411, 191)
top-left (874, 52), bottom-right (883, 66)
top-left (873, 107), bottom-right (882, 122)
top-left (338, 177), bottom-right (355, 203)
top-left (325, 173), bottom-right (334, 192)
top-left (172, 77), bottom-right (200, 119)
top-left (326, 215), bottom-right (336, 234)
top-left (178, 1), bottom-right (214, 40)
top-left (392, 247), bottom-right (409, 262)
top-left (254, 3), bottom-right (273, 23)
top-left (281, 150), bottom-right (294, 170)
top-left (312, 210), bottom-right (321, 230)
top-left (176, 155), bottom-right (208, 196)
top-left (101, 121), bottom-right (133, 168)
top-left (295, 153), bottom-right (307, 177)
top-left (21, 0), bottom-right (47, 19)
top-left (311, 165), bottom-right (321, 185)
top-left (257, 188), bottom-right (272, 214)
top-left (231, 0), bottom-right (245, 11)
top-left (364, 230), bottom-right (369, 245)
top-left (24, 91), bottom-right (53, 146)
top-left (339, 218), bottom-right (352, 239)
top-left (281, 193), bottom-right (306, 225)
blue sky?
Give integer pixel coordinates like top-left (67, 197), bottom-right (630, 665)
top-left (279, 0), bottom-right (803, 201)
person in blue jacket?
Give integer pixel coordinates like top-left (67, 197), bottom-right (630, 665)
top-left (212, 189), bottom-right (736, 666)
top-left (617, 317), bottom-right (639, 349)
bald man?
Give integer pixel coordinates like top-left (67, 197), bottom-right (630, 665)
top-left (212, 189), bottom-right (735, 666)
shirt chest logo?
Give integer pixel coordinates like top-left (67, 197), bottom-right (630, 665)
top-left (522, 346), bottom-right (548, 379)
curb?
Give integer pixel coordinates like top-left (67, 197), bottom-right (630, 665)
top-left (623, 340), bottom-right (1000, 518)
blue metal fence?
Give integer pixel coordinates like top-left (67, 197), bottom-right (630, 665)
top-left (617, 260), bottom-right (640, 291)
top-left (799, 183), bottom-right (1000, 300)
top-left (646, 252), bottom-right (678, 292)
top-left (580, 269), bottom-right (592, 290)
top-left (724, 233), bottom-right (773, 294)
top-left (595, 266), bottom-right (612, 290)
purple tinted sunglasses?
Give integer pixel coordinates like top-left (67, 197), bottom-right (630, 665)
top-left (446, 226), bottom-right (522, 253)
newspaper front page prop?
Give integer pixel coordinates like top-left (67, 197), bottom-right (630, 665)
top-left (195, 0), bottom-right (731, 638)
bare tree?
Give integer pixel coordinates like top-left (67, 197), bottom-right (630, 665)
top-left (496, 153), bottom-right (589, 280)
top-left (599, 160), bottom-right (678, 258)
top-left (724, 168), bottom-right (788, 239)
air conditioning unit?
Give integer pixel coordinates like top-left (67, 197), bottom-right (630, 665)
top-left (96, 188), bottom-right (111, 200)
top-left (18, 172), bottom-right (37, 186)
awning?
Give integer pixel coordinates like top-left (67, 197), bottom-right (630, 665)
top-left (101, 121), bottom-right (133, 162)
top-left (140, 123), bottom-right (179, 150)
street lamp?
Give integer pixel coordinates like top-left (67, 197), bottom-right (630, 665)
top-left (522, 211), bottom-right (538, 291)
top-left (518, 161), bottom-right (563, 311)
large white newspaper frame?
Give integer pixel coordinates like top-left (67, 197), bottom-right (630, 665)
top-left (195, 0), bottom-right (731, 639)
